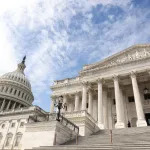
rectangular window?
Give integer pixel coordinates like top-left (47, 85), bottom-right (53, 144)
top-left (128, 96), bottom-right (135, 102)
top-left (11, 123), bottom-right (15, 128)
top-left (20, 122), bottom-right (24, 127)
top-left (15, 136), bottom-right (21, 146)
top-left (5, 137), bottom-right (12, 146)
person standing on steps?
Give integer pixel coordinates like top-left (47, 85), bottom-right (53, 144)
top-left (127, 121), bottom-right (131, 128)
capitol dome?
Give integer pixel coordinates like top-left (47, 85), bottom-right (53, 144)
top-left (0, 57), bottom-right (34, 111)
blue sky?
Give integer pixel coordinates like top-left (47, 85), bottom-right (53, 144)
top-left (0, 0), bottom-right (150, 111)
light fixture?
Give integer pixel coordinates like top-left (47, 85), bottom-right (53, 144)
top-left (144, 87), bottom-right (149, 94)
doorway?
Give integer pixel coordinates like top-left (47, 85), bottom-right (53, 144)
top-left (145, 113), bottom-right (150, 126)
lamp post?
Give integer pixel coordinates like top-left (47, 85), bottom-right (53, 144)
top-left (54, 96), bottom-right (63, 121)
top-left (144, 87), bottom-right (149, 94)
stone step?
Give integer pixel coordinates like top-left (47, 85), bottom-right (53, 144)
top-left (26, 144), bottom-right (150, 150)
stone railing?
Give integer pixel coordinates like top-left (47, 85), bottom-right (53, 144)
top-left (64, 110), bottom-right (96, 123)
top-left (0, 106), bottom-right (47, 115)
top-left (53, 77), bottom-right (80, 86)
top-left (28, 113), bottom-right (79, 134)
top-left (49, 113), bottom-right (79, 134)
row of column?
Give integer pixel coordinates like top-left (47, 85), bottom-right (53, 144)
top-left (96, 72), bottom-right (147, 128)
top-left (50, 72), bottom-right (147, 128)
top-left (0, 99), bottom-right (22, 111)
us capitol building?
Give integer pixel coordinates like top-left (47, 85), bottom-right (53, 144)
top-left (1, 44), bottom-right (150, 150)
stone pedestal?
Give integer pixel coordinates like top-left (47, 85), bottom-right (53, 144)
top-left (64, 110), bottom-right (99, 136)
top-left (22, 120), bottom-right (76, 150)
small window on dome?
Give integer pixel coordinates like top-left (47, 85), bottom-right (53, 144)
top-left (18, 91), bottom-right (20, 97)
top-left (10, 88), bottom-right (13, 93)
top-left (14, 90), bottom-right (17, 95)
top-left (22, 93), bottom-right (24, 98)
top-left (5, 87), bottom-right (8, 93)
top-left (1, 87), bottom-right (4, 92)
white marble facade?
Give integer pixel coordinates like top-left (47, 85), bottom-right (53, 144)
top-left (51, 44), bottom-right (150, 129)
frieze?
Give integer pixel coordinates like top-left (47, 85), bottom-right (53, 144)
top-left (105, 49), bottom-right (150, 68)
top-left (81, 46), bottom-right (150, 74)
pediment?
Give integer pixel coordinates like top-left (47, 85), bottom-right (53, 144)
top-left (82, 44), bottom-right (150, 72)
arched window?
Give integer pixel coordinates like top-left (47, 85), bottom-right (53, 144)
top-left (1, 124), bottom-right (5, 129)
top-left (0, 133), bottom-right (2, 144)
top-left (14, 132), bottom-right (22, 147)
top-left (5, 133), bottom-right (13, 147)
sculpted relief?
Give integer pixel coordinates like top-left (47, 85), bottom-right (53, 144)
top-left (102, 48), bottom-right (150, 69)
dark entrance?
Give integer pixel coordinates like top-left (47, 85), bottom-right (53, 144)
top-left (145, 113), bottom-right (150, 126)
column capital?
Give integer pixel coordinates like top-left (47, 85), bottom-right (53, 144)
top-left (97, 78), bottom-right (103, 83)
top-left (130, 71), bottom-right (137, 78)
top-left (113, 75), bottom-right (119, 81)
top-left (63, 93), bottom-right (69, 96)
top-left (82, 81), bottom-right (88, 86)
top-left (51, 95), bottom-right (57, 99)
top-left (88, 87), bottom-right (94, 93)
top-left (75, 91), bottom-right (80, 95)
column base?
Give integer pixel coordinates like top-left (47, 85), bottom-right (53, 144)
top-left (137, 119), bottom-right (147, 127)
top-left (98, 123), bottom-right (104, 129)
top-left (115, 122), bottom-right (125, 129)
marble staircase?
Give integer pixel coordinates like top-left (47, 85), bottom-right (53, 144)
top-left (27, 127), bottom-right (150, 150)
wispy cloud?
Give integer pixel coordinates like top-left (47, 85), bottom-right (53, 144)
top-left (0, 0), bottom-right (150, 111)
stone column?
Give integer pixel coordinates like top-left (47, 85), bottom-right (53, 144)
top-left (98, 79), bottom-right (104, 129)
top-left (131, 72), bottom-right (147, 127)
top-left (0, 99), bottom-right (6, 111)
top-left (88, 89), bottom-right (93, 115)
top-left (6, 100), bottom-right (11, 110)
top-left (12, 102), bottom-right (16, 110)
top-left (50, 98), bottom-right (55, 113)
top-left (113, 75), bottom-right (125, 128)
top-left (81, 82), bottom-right (88, 110)
top-left (103, 90), bottom-right (108, 129)
top-left (75, 92), bottom-right (80, 111)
